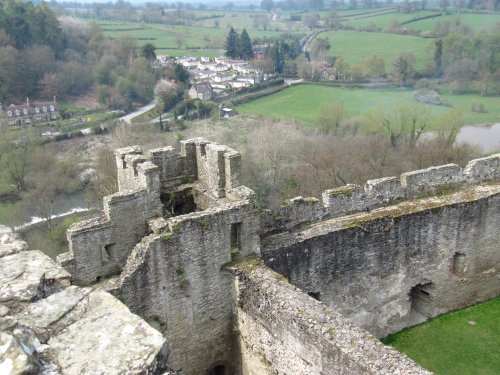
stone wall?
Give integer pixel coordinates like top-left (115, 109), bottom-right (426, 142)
top-left (233, 263), bottom-right (431, 375)
top-left (111, 200), bottom-right (260, 375)
top-left (260, 154), bottom-right (500, 236)
top-left (0, 225), bottom-right (169, 374)
top-left (261, 184), bottom-right (500, 337)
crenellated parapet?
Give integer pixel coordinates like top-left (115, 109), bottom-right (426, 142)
top-left (59, 138), bottom-right (247, 286)
top-left (260, 154), bottom-right (500, 235)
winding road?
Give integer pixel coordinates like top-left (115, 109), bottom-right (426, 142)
top-left (119, 102), bottom-right (156, 124)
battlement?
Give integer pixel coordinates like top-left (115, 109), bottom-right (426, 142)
top-left (115, 138), bottom-right (242, 197)
top-left (59, 138), bottom-right (248, 286)
top-left (260, 154), bottom-right (500, 234)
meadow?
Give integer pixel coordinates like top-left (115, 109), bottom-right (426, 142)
top-left (382, 297), bottom-right (500, 375)
top-left (318, 30), bottom-right (433, 69)
top-left (236, 84), bottom-right (500, 128)
top-left (343, 9), bottom-right (500, 32)
top-left (345, 10), bottom-right (441, 30)
top-left (97, 16), bottom-right (303, 56)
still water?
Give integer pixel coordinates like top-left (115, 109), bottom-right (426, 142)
top-left (456, 123), bottom-right (500, 153)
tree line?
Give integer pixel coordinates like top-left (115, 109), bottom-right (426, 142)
top-left (0, 0), bottom-right (160, 110)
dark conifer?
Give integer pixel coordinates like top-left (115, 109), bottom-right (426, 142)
top-left (225, 27), bottom-right (239, 59)
top-left (238, 29), bottom-right (253, 60)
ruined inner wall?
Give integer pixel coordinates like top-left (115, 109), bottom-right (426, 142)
top-left (233, 263), bottom-right (431, 375)
top-left (59, 138), bottom-right (244, 286)
top-left (260, 155), bottom-right (500, 337)
top-left (114, 201), bottom-right (261, 375)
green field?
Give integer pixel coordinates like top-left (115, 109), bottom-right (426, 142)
top-left (346, 10), bottom-right (437, 30)
top-left (236, 84), bottom-right (500, 127)
top-left (406, 12), bottom-right (500, 32)
top-left (382, 297), bottom-right (500, 375)
top-left (318, 30), bottom-right (433, 69)
top-left (344, 10), bottom-right (500, 33)
top-left (97, 19), bottom-right (298, 56)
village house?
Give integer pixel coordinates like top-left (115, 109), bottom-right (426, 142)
top-left (319, 66), bottom-right (337, 81)
top-left (1, 98), bottom-right (59, 126)
top-left (180, 55), bottom-right (269, 97)
top-left (213, 72), bottom-right (235, 83)
top-left (188, 82), bottom-right (214, 100)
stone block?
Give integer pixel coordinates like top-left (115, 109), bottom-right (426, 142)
top-left (463, 154), bottom-right (500, 183)
top-left (365, 176), bottom-right (405, 202)
top-left (322, 184), bottom-right (370, 217)
top-left (0, 250), bottom-right (70, 304)
top-left (401, 164), bottom-right (463, 196)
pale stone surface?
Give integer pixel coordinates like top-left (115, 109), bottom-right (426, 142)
top-left (0, 250), bottom-right (70, 304)
top-left (48, 290), bottom-right (166, 374)
top-left (19, 286), bottom-right (92, 341)
top-left (235, 264), bottom-right (432, 375)
top-left (0, 225), bottom-right (169, 375)
top-left (0, 331), bottom-right (36, 375)
top-left (463, 154), bottom-right (500, 182)
top-left (0, 227), bottom-right (28, 258)
top-left (0, 305), bottom-right (9, 317)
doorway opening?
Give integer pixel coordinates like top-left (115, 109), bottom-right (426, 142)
top-left (409, 282), bottom-right (434, 325)
top-left (209, 365), bottom-right (226, 375)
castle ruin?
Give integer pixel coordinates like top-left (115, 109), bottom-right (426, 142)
top-left (2, 138), bottom-right (499, 374)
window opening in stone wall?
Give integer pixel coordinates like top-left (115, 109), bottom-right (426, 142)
top-left (200, 144), bottom-right (207, 158)
top-left (409, 282), bottom-right (434, 326)
top-left (122, 157), bottom-right (127, 169)
top-left (230, 222), bottom-right (242, 260)
top-left (100, 243), bottom-right (114, 264)
top-left (308, 292), bottom-right (321, 301)
top-left (451, 252), bottom-right (466, 276)
top-left (209, 365), bottom-right (226, 375)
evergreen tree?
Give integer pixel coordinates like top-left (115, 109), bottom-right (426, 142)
top-left (174, 63), bottom-right (190, 85)
top-left (434, 39), bottom-right (443, 78)
top-left (266, 42), bottom-right (284, 74)
top-left (225, 27), bottom-right (239, 59)
top-left (238, 29), bottom-right (253, 60)
top-left (141, 43), bottom-right (157, 61)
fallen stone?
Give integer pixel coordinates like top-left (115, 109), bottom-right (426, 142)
top-left (19, 286), bottom-right (93, 342)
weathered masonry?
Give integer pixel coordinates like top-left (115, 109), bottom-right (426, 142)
top-left (0, 226), bottom-right (169, 374)
top-left (56, 139), bottom-right (499, 375)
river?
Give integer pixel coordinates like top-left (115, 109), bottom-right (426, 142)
top-left (3, 190), bottom-right (96, 230)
